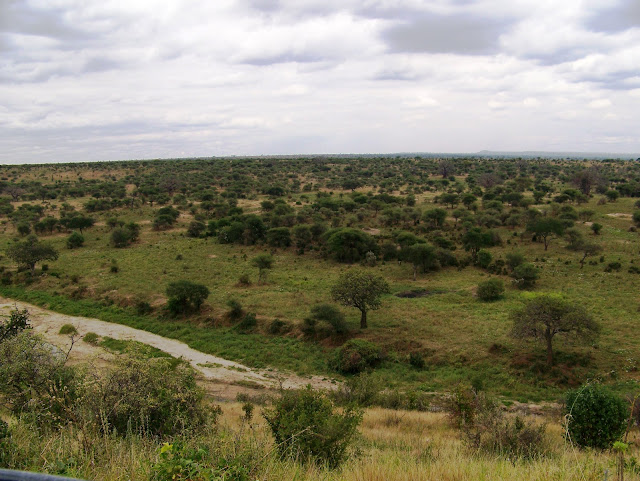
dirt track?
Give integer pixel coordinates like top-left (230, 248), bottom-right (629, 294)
top-left (0, 297), bottom-right (337, 400)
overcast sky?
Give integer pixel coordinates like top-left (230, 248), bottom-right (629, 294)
top-left (1, 0), bottom-right (639, 163)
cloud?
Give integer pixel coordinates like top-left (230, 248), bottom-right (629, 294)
top-left (0, 0), bottom-right (639, 163)
top-left (382, 13), bottom-right (511, 55)
top-left (585, 0), bottom-right (640, 33)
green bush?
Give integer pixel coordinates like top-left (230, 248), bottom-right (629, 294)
top-left (409, 351), bottom-right (426, 369)
top-left (469, 412), bottom-right (547, 460)
top-left (226, 299), bottom-right (244, 321)
top-left (0, 419), bottom-right (13, 467)
top-left (267, 318), bottom-right (288, 335)
top-left (151, 442), bottom-right (249, 481)
top-left (235, 313), bottom-right (257, 333)
top-left (306, 304), bottom-right (348, 336)
top-left (477, 278), bottom-right (505, 301)
top-left (448, 384), bottom-right (547, 459)
top-left (0, 308), bottom-right (31, 342)
top-left (83, 332), bottom-right (99, 345)
top-left (66, 231), bottom-right (84, 249)
top-left (263, 386), bottom-right (362, 468)
top-left (505, 252), bottom-right (525, 271)
top-left (331, 339), bottom-right (383, 374)
top-left (0, 332), bottom-right (81, 427)
top-left (88, 354), bottom-right (212, 437)
top-left (565, 384), bottom-right (628, 449)
top-left (476, 249), bottom-right (493, 269)
top-left (332, 373), bottom-right (382, 407)
top-left (166, 280), bottom-right (210, 316)
top-left (511, 262), bottom-right (539, 289)
top-left (59, 323), bottom-right (78, 335)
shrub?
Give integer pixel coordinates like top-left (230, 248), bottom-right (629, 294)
top-left (477, 278), bottom-right (505, 301)
top-left (469, 412), bottom-right (547, 460)
top-left (83, 332), bottom-right (99, 345)
top-left (307, 304), bottom-right (348, 335)
top-left (448, 384), bottom-right (547, 459)
top-left (511, 262), bottom-right (539, 289)
top-left (331, 339), bottom-right (383, 374)
top-left (0, 419), bottom-right (13, 467)
top-left (605, 262), bottom-right (622, 272)
top-left (110, 259), bottom-right (119, 273)
top-left (0, 332), bottom-right (81, 427)
top-left (332, 373), bottom-right (382, 407)
top-left (59, 324), bottom-right (78, 335)
top-left (236, 313), bottom-right (257, 333)
top-left (268, 318), bottom-right (288, 335)
top-left (0, 308), bottom-right (31, 342)
top-left (476, 249), bottom-right (493, 269)
top-left (66, 231), bottom-right (84, 249)
top-left (136, 300), bottom-right (153, 315)
top-left (89, 354), bottom-right (211, 437)
top-left (110, 227), bottom-right (133, 248)
top-left (506, 251), bottom-right (525, 271)
top-left (186, 220), bottom-right (206, 238)
top-left (226, 299), bottom-right (244, 321)
top-left (409, 351), bottom-right (426, 369)
top-left (166, 280), bottom-right (210, 316)
top-left (263, 386), bottom-right (362, 468)
top-left (565, 384), bottom-right (629, 449)
top-left (151, 442), bottom-right (250, 481)
top-left (237, 273), bottom-right (251, 286)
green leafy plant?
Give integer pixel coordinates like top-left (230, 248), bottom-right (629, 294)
top-left (263, 386), bottom-right (362, 468)
top-left (331, 339), bottom-right (383, 374)
top-left (565, 384), bottom-right (628, 449)
top-left (477, 278), bottom-right (504, 301)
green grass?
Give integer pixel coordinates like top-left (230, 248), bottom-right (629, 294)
top-left (0, 286), bottom-right (329, 376)
top-left (1, 194), bottom-right (639, 401)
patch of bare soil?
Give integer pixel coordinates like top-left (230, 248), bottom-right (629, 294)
top-left (0, 298), bottom-right (337, 401)
top-left (607, 213), bottom-right (632, 218)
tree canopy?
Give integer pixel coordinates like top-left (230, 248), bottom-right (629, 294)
top-left (331, 270), bottom-right (390, 329)
top-left (511, 295), bottom-right (599, 367)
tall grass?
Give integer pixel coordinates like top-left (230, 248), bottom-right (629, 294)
top-left (3, 404), bottom-right (638, 481)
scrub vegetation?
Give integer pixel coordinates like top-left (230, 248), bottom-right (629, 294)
top-left (1, 155), bottom-right (640, 479)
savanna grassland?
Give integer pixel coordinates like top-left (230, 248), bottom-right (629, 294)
top-left (2, 156), bottom-right (640, 480)
top-left (0, 156), bottom-right (639, 401)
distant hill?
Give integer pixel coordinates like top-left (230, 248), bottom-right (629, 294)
top-left (474, 150), bottom-right (639, 160)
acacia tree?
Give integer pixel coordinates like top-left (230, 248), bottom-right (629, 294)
top-left (252, 253), bottom-right (274, 284)
top-left (6, 235), bottom-right (59, 275)
top-left (527, 218), bottom-right (566, 250)
top-left (331, 270), bottom-right (390, 329)
top-left (511, 296), bottom-right (599, 367)
top-left (401, 243), bottom-right (437, 281)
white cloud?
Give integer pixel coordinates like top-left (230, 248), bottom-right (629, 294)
top-left (0, 0), bottom-right (639, 162)
top-left (588, 99), bottom-right (612, 109)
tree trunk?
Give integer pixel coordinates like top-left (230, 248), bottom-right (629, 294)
top-left (360, 310), bottom-right (368, 329)
top-left (413, 265), bottom-right (417, 281)
top-left (30, 264), bottom-right (35, 276)
top-left (545, 329), bottom-right (554, 367)
top-left (543, 236), bottom-right (549, 250)
top-left (580, 254), bottom-right (586, 269)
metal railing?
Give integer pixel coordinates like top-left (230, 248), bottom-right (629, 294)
top-left (0, 470), bottom-right (84, 481)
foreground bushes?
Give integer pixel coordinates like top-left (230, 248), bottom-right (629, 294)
top-left (447, 384), bottom-right (548, 460)
top-left (87, 354), bottom-right (213, 437)
top-left (565, 384), bottom-right (628, 449)
top-left (0, 329), bottom-right (213, 437)
top-left (263, 387), bottom-right (362, 468)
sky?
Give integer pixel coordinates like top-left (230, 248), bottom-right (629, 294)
top-left (0, 0), bottom-right (639, 164)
